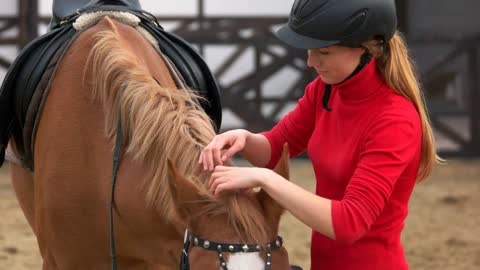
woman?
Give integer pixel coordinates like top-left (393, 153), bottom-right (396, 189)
top-left (199, 0), bottom-right (441, 269)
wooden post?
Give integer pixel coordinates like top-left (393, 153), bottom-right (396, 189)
top-left (197, 0), bottom-right (205, 55)
top-left (395, 0), bottom-right (408, 35)
top-left (468, 46), bottom-right (480, 155)
top-left (18, 0), bottom-right (38, 48)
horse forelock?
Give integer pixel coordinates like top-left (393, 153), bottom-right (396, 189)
top-left (86, 16), bottom-right (270, 244)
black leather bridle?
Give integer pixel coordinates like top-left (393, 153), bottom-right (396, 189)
top-left (180, 230), bottom-right (284, 270)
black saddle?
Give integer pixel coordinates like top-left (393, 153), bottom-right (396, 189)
top-left (0, 1), bottom-right (222, 169)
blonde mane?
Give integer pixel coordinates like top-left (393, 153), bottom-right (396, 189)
top-left (85, 18), bottom-right (268, 243)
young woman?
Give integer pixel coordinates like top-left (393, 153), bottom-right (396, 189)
top-left (199, 0), bottom-right (441, 269)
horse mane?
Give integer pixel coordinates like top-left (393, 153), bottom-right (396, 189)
top-left (85, 17), bottom-right (269, 243)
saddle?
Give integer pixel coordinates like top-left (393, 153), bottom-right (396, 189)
top-left (0, 0), bottom-right (222, 169)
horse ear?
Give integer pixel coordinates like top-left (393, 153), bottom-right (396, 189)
top-left (257, 143), bottom-right (290, 227)
top-left (167, 159), bottom-right (202, 211)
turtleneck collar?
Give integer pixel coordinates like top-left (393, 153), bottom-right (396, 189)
top-left (332, 57), bottom-right (385, 102)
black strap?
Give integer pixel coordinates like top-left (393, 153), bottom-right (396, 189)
top-left (190, 234), bottom-right (283, 253)
top-left (109, 113), bottom-right (123, 270)
top-left (322, 84), bottom-right (332, 112)
top-left (180, 230), bottom-right (191, 270)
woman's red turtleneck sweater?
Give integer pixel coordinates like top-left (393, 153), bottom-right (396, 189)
top-left (262, 59), bottom-right (422, 269)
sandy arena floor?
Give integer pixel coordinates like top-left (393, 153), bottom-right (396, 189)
top-left (1, 159), bottom-right (479, 269)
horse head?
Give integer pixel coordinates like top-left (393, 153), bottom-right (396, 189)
top-left (167, 144), bottom-right (292, 270)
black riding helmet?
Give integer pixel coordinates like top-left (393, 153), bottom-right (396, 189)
top-left (275, 0), bottom-right (397, 49)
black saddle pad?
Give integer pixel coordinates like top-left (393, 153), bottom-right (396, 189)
top-left (0, 25), bottom-right (76, 167)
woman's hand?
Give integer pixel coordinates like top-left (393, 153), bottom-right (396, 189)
top-left (208, 166), bottom-right (272, 196)
top-left (198, 129), bottom-right (250, 171)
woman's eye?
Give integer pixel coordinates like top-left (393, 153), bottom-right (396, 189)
top-left (320, 51), bottom-right (330, 55)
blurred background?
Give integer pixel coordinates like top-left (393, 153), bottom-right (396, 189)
top-left (0, 0), bottom-right (479, 269)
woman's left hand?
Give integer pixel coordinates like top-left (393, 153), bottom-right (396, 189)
top-left (209, 166), bottom-right (271, 196)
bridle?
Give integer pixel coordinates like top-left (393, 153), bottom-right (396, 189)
top-left (180, 230), bottom-right (284, 270)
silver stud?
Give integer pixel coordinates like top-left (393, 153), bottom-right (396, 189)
top-left (217, 245), bottom-right (222, 251)
top-left (194, 238), bottom-right (199, 245)
top-left (267, 244), bottom-right (271, 248)
top-left (221, 262), bottom-right (226, 266)
top-left (276, 239), bottom-right (281, 247)
top-left (256, 245), bottom-right (261, 251)
top-left (203, 240), bottom-right (210, 249)
top-left (242, 244), bottom-right (249, 252)
top-left (218, 253), bottom-right (223, 257)
top-left (267, 262), bottom-right (271, 265)
top-left (267, 253), bottom-right (271, 257)
top-left (228, 245), bottom-right (234, 252)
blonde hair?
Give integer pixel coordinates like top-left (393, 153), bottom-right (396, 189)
top-left (363, 32), bottom-right (443, 182)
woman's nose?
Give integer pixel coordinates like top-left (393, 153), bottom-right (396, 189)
top-left (306, 50), bottom-right (319, 68)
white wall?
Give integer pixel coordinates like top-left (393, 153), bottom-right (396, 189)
top-left (0, 0), bottom-right (17, 15)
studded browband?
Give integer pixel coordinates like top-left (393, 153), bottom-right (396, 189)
top-left (189, 234), bottom-right (283, 253)
top-left (180, 230), bottom-right (284, 270)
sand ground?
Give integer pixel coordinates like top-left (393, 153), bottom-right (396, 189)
top-left (1, 159), bottom-right (479, 269)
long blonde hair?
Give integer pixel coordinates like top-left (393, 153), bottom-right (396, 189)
top-left (363, 31), bottom-right (443, 182)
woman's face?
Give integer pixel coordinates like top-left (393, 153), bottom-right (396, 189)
top-left (307, 46), bottom-right (365, 84)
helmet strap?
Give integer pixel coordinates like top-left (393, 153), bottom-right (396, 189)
top-left (342, 51), bottom-right (372, 83)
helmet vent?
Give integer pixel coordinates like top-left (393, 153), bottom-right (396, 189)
top-left (342, 9), bottom-right (369, 38)
top-left (292, 0), bottom-right (329, 21)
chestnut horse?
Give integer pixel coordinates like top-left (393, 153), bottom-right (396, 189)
top-left (8, 16), bottom-right (293, 270)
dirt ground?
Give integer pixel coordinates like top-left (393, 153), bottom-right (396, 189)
top-left (1, 159), bottom-right (479, 269)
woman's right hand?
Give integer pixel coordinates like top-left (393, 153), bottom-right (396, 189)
top-left (198, 129), bottom-right (250, 171)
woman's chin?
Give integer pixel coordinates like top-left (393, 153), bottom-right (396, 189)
top-left (319, 75), bottom-right (334, 84)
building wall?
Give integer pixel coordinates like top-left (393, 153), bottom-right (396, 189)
top-left (408, 0), bottom-right (480, 39)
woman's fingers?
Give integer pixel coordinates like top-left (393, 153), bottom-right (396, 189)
top-left (214, 182), bottom-right (232, 196)
top-left (209, 166), bottom-right (227, 186)
top-left (210, 176), bottom-right (228, 195)
top-left (212, 145), bottom-right (224, 169)
top-left (209, 166), bottom-right (232, 193)
top-left (221, 141), bottom-right (243, 161)
top-left (202, 148), bottom-right (212, 171)
top-left (199, 130), bottom-right (248, 171)
top-left (199, 138), bottom-right (228, 171)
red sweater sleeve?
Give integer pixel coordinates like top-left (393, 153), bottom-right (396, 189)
top-left (261, 80), bottom-right (319, 168)
top-left (331, 110), bottom-right (421, 244)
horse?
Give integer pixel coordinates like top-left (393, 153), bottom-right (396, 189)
top-left (6, 12), bottom-right (294, 270)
